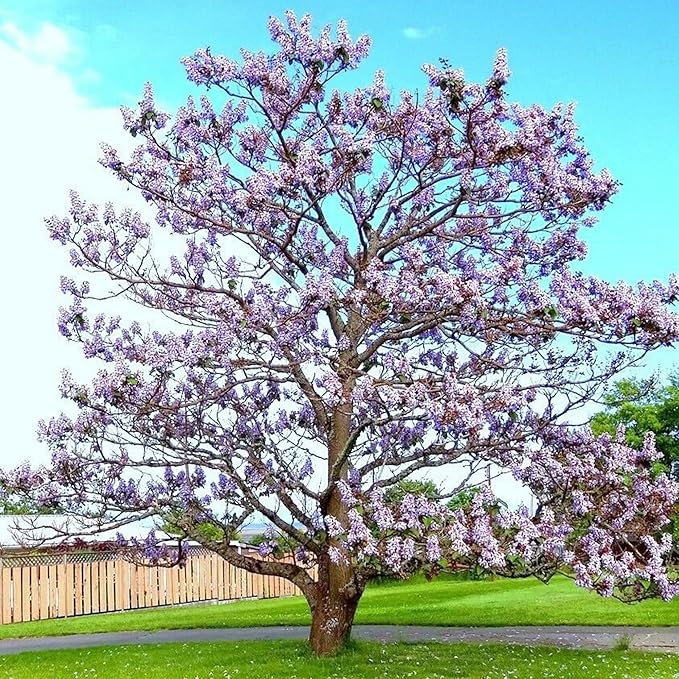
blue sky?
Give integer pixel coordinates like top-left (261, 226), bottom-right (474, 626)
top-left (0, 0), bottom-right (678, 463)
top-left (2, 0), bottom-right (678, 281)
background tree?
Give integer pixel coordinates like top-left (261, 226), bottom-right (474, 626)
top-left (383, 479), bottom-right (441, 505)
top-left (3, 12), bottom-right (679, 656)
top-left (592, 376), bottom-right (679, 466)
top-left (592, 375), bottom-right (679, 559)
top-left (0, 481), bottom-right (60, 515)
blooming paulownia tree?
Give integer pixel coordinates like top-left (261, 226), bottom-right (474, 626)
top-left (4, 12), bottom-right (679, 655)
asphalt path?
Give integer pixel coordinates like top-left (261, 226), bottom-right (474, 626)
top-left (1, 625), bottom-right (679, 655)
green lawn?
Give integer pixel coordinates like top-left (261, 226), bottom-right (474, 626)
top-left (1, 640), bottom-right (678, 679)
top-left (2, 574), bottom-right (679, 640)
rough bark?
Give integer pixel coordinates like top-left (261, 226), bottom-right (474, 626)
top-left (307, 554), bottom-right (364, 656)
top-left (304, 364), bottom-right (364, 656)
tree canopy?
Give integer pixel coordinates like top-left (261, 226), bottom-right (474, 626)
top-left (2, 12), bottom-right (679, 655)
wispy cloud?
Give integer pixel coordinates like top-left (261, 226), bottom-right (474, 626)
top-left (0, 21), bottom-right (77, 63)
top-left (1, 20), bottom-right (102, 93)
top-left (402, 26), bottom-right (438, 41)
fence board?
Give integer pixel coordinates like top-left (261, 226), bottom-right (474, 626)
top-left (182, 560), bottom-right (189, 603)
top-left (217, 560), bottom-right (224, 601)
top-left (64, 562), bottom-right (73, 617)
top-left (121, 560), bottom-right (130, 610)
top-left (135, 563), bottom-right (145, 609)
top-left (53, 563), bottom-right (62, 617)
top-left (216, 555), bottom-right (222, 599)
top-left (168, 564), bottom-right (177, 605)
top-left (222, 561), bottom-right (233, 601)
top-left (228, 562), bottom-right (236, 599)
top-left (203, 554), bottom-right (210, 599)
top-left (155, 568), bottom-right (162, 606)
top-left (238, 562), bottom-right (246, 599)
top-left (197, 554), bottom-right (205, 601)
top-left (225, 560), bottom-right (232, 600)
top-left (28, 566), bottom-right (38, 621)
top-left (150, 567), bottom-right (159, 608)
top-left (183, 560), bottom-right (190, 602)
top-left (13, 569), bottom-right (19, 622)
top-left (17, 568), bottom-right (26, 622)
top-left (191, 557), bottom-right (199, 602)
top-left (93, 563), bottom-right (102, 614)
top-left (164, 568), bottom-right (171, 606)
top-left (143, 564), bottom-right (150, 608)
top-left (180, 563), bottom-right (187, 603)
top-left (115, 560), bottom-right (124, 611)
top-left (74, 563), bottom-right (83, 616)
top-left (129, 562), bottom-right (137, 609)
top-left (19, 568), bottom-right (29, 622)
top-left (104, 561), bottom-right (113, 612)
top-left (209, 554), bottom-right (217, 600)
top-left (139, 567), bottom-right (147, 608)
top-left (205, 554), bottom-right (213, 599)
top-left (149, 567), bottom-right (157, 608)
top-left (207, 556), bottom-right (213, 600)
top-left (39, 565), bottom-right (49, 619)
top-left (236, 564), bottom-right (243, 599)
top-left (1, 568), bottom-right (10, 623)
top-left (174, 565), bottom-right (182, 604)
top-left (163, 567), bottom-right (169, 605)
top-left (178, 562), bottom-right (186, 603)
top-left (83, 563), bottom-right (92, 614)
top-left (97, 562), bottom-right (106, 613)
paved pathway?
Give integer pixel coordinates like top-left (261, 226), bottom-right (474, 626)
top-left (1, 625), bottom-right (679, 655)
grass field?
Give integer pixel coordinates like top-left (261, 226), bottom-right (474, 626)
top-left (1, 640), bottom-right (678, 679)
top-left (2, 574), bottom-right (679, 640)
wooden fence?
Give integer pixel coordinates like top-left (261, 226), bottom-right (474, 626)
top-left (0, 549), bottom-right (301, 625)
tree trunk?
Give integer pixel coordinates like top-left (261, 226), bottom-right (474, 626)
top-left (308, 373), bottom-right (363, 655)
top-left (307, 556), bottom-right (363, 656)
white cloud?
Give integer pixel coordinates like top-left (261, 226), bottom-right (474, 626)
top-left (0, 23), bottom-right (131, 467)
top-left (1, 21), bottom-right (77, 63)
top-left (402, 26), bottom-right (437, 41)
